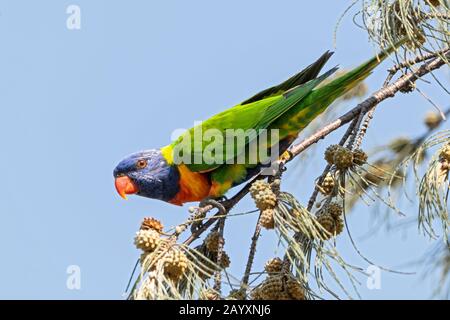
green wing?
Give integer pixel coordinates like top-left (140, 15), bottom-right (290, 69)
top-left (241, 51), bottom-right (333, 104)
top-left (170, 68), bottom-right (338, 172)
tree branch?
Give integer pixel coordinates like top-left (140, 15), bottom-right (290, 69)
top-left (183, 50), bottom-right (449, 247)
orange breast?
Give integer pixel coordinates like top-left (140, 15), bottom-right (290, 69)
top-left (169, 164), bottom-right (211, 205)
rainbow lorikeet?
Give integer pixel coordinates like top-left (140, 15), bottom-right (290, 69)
top-left (114, 48), bottom-right (394, 205)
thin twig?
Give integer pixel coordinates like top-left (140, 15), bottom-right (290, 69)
top-left (213, 218), bottom-right (226, 292)
top-left (354, 105), bottom-right (377, 149)
top-left (347, 110), bottom-right (366, 149)
top-left (241, 217), bottom-right (262, 288)
top-left (388, 47), bottom-right (449, 74)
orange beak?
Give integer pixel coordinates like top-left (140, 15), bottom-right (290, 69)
top-left (115, 176), bottom-right (139, 200)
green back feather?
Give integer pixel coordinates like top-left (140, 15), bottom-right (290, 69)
top-left (171, 68), bottom-right (337, 172)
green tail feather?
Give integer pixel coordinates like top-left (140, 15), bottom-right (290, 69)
top-left (241, 51), bottom-right (334, 105)
top-left (313, 39), bottom-right (405, 99)
top-left (271, 40), bottom-right (405, 137)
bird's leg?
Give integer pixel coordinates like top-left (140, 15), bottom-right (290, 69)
top-left (190, 197), bottom-right (227, 233)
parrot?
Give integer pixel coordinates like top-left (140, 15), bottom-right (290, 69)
top-left (113, 46), bottom-right (397, 206)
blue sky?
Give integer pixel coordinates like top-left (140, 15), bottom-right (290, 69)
top-left (0, 0), bottom-right (448, 299)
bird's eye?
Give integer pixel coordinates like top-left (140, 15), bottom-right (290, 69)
top-left (136, 159), bottom-right (148, 169)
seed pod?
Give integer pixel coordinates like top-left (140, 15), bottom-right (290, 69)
top-left (250, 180), bottom-right (277, 210)
top-left (259, 275), bottom-right (284, 300)
top-left (205, 231), bottom-right (224, 253)
top-left (134, 229), bottom-right (160, 252)
top-left (333, 147), bottom-right (354, 170)
top-left (250, 287), bottom-right (263, 300)
top-left (317, 213), bottom-right (336, 240)
top-left (440, 160), bottom-right (450, 173)
top-left (219, 251), bottom-right (231, 269)
top-left (352, 149), bottom-right (368, 165)
top-left (163, 248), bottom-right (188, 282)
top-left (259, 209), bottom-right (275, 229)
top-left (253, 191), bottom-right (277, 211)
top-left (324, 144), bottom-right (340, 165)
top-left (424, 111), bottom-right (441, 130)
top-left (229, 288), bottom-right (246, 300)
top-left (140, 217), bottom-right (164, 233)
top-left (439, 144), bottom-right (450, 162)
top-left (334, 216), bottom-right (344, 235)
top-left (264, 257), bottom-right (283, 274)
top-left (324, 202), bottom-right (343, 219)
top-left (286, 277), bottom-right (305, 300)
top-left (426, 0), bottom-right (441, 7)
top-left (320, 173), bottom-right (335, 195)
top-left (249, 179), bottom-right (269, 195)
top-left (201, 288), bottom-right (220, 300)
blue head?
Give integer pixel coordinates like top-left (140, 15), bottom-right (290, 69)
top-left (113, 149), bottom-right (180, 202)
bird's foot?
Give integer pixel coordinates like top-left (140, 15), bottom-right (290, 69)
top-left (190, 197), bottom-right (227, 233)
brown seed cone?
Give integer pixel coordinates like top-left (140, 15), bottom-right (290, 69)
top-left (324, 202), bottom-right (343, 219)
top-left (440, 144), bottom-right (450, 162)
top-left (205, 231), bottom-right (224, 253)
top-left (201, 289), bottom-right (220, 300)
top-left (163, 248), bottom-right (188, 282)
top-left (352, 149), bottom-right (368, 165)
top-left (286, 277), bottom-right (305, 300)
top-left (277, 291), bottom-right (293, 300)
top-left (317, 213), bottom-right (336, 240)
top-left (219, 251), bottom-right (231, 269)
top-left (134, 229), bottom-right (160, 252)
top-left (334, 216), bottom-right (344, 236)
top-left (324, 144), bottom-right (340, 165)
top-left (334, 147), bottom-right (354, 170)
top-left (424, 111), bottom-right (441, 130)
top-left (140, 217), bottom-right (164, 233)
top-left (229, 288), bottom-right (247, 300)
top-left (259, 275), bottom-right (284, 300)
top-left (259, 209), bottom-right (275, 229)
top-left (440, 159), bottom-right (450, 173)
top-left (264, 257), bottom-right (283, 274)
top-left (250, 287), bottom-right (263, 300)
top-left (426, 0), bottom-right (441, 7)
